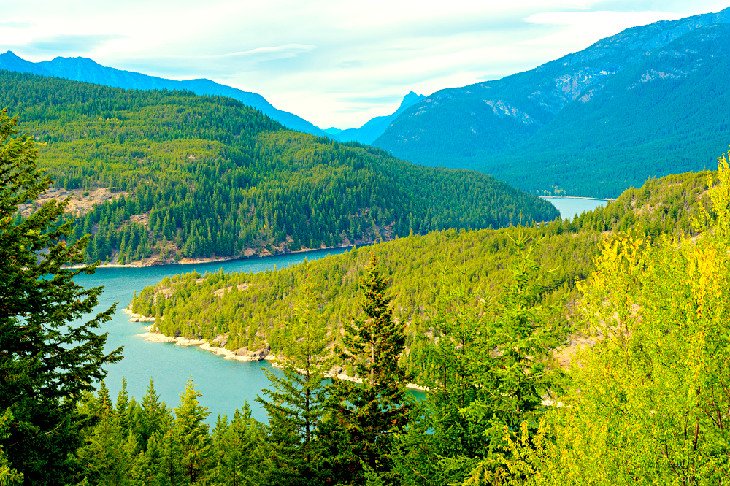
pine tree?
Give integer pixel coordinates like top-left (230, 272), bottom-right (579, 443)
top-left (209, 404), bottom-right (269, 486)
top-left (0, 411), bottom-right (21, 485)
top-left (173, 380), bottom-right (211, 484)
top-left (138, 379), bottom-right (170, 448)
top-left (76, 396), bottom-right (133, 486)
top-left (0, 110), bottom-right (122, 483)
top-left (257, 265), bottom-right (331, 483)
top-left (326, 254), bottom-right (410, 484)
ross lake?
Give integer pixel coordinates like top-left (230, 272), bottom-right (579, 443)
top-left (78, 197), bottom-right (607, 423)
top-left (75, 248), bottom-right (347, 423)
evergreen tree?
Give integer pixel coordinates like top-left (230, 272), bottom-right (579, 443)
top-left (0, 110), bottom-right (122, 483)
top-left (138, 379), bottom-right (170, 448)
top-left (209, 404), bottom-right (269, 486)
top-left (76, 385), bottom-right (134, 486)
top-left (257, 266), bottom-right (331, 483)
top-left (0, 411), bottom-right (21, 485)
top-left (173, 380), bottom-right (211, 484)
top-left (326, 254), bottom-right (410, 484)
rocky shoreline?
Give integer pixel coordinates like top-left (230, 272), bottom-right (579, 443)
top-left (126, 309), bottom-right (428, 391)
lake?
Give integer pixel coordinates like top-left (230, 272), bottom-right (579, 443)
top-left (78, 196), bottom-right (606, 423)
top-left (75, 248), bottom-right (347, 423)
top-left (541, 196), bottom-right (608, 220)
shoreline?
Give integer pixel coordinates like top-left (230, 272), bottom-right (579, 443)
top-left (65, 244), bottom-right (354, 270)
top-left (539, 195), bottom-right (612, 202)
top-left (129, 311), bottom-right (428, 391)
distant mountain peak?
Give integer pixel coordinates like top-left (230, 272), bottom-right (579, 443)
top-left (51, 55), bottom-right (102, 65)
top-left (402, 91), bottom-right (422, 102)
top-left (0, 50), bottom-right (23, 60)
top-left (396, 91), bottom-right (424, 113)
top-left (328, 91), bottom-right (424, 145)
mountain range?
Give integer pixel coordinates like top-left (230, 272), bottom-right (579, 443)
top-left (0, 50), bottom-right (324, 136)
top-left (3, 8), bottom-right (729, 200)
top-left (373, 8), bottom-right (730, 197)
top-left (0, 51), bottom-right (424, 145)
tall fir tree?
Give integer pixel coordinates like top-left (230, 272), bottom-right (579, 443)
top-left (173, 380), bottom-right (211, 484)
top-left (257, 264), bottom-right (331, 484)
top-left (76, 384), bottom-right (134, 486)
top-left (0, 109), bottom-right (122, 483)
top-left (326, 254), bottom-right (410, 484)
top-left (209, 404), bottom-right (270, 486)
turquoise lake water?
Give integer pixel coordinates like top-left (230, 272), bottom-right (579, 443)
top-left (76, 197), bottom-right (605, 422)
top-left (75, 248), bottom-right (347, 423)
top-left (541, 196), bottom-right (608, 220)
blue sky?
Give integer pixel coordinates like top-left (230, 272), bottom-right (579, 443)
top-left (1, 0), bottom-right (728, 128)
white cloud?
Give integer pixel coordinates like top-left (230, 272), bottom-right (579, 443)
top-left (1, 0), bottom-right (728, 127)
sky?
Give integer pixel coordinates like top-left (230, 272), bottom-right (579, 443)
top-left (1, 0), bottom-right (728, 128)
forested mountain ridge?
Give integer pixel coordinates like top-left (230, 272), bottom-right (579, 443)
top-left (130, 167), bottom-right (712, 369)
top-left (374, 8), bottom-right (730, 198)
top-left (0, 71), bottom-right (557, 264)
top-left (0, 50), bottom-right (324, 135)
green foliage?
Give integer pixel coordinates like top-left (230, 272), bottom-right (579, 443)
top-left (78, 379), bottom-right (275, 486)
top-left (392, 242), bottom-right (563, 484)
top-left (0, 71), bottom-right (558, 264)
top-left (0, 411), bottom-right (21, 486)
top-left (0, 109), bottom-right (121, 483)
top-left (209, 404), bottom-right (269, 486)
top-left (255, 266), bottom-right (332, 484)
top-left (126, 166), bottom-right (721, 484)
top-left (526, 156), bottom-right (730, 484)
top-left (324, 256), bottom-right (411, 484)
top-left (130, 224), bottom-right (599, 364)
top-left (131, 168), bottom-right (713, 375)
top-left (173, 380), bottom-right (211, 484)
top-left (71, 159), bottom-right (730, 484)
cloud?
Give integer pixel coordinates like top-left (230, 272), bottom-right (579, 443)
top-left (19, 34), bottom-right (120, 56)
top-left (0, 21), bottom-right (31, 28)
top-left (160, 44), bottom-right (316, 62)
top-left (1, 0), bottom-right (728, 127)
top-left (222, 44), bottom-right (315, 59)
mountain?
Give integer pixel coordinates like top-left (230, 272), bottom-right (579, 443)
top-left (0, 71), bottom-right (557, 264)
top-left (374, 8), bottom-right (730, 198)
top-left (0, 51), bottom-right (324, 136)
top-left (329, 91), bottom-right (424, 144)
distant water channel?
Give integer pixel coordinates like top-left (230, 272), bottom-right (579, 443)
top-left (75, 248), bottom-right (347, 423)
top-left (541, 196), bottom-right (608, 220)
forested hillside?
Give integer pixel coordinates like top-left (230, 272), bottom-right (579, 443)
top-left (131, 168), bottom-right (711, 372)
top-left (374, 8), bottom-right (730, 197)
top-left (0, 71), bottom-right (557, 264)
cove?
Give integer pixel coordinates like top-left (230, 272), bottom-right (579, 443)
top-left (75, 248), bottom-right (347, 423)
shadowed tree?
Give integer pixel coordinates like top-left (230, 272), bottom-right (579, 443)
top-left (0, 109), bottom-right (122, 483)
